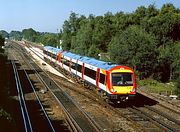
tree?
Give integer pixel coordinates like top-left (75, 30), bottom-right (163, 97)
top-left (87, 44), bottom-right (100, 58)
top-left (61, 20), bottom-right (72, 50)
top-left (142, 3), bottom-right (180, 43)
top-left (22, 28), bottom-right (37, 42)
top-left (9, 31), bottom-right (22, 40)
top-left (0, 30), bottom-right (9, 38)
top-left (172, 41), bottom-right (180, 87)
top-left (0, 35), bottom-right (5, 47)
top-left (156, 40), bottom-right (174, 82)
top-left (0, 35), bottom-right (5, 55)
top-left (73, 19), bottom-right (93, 55)
top-left (108, 25), bottom-right (157, 77)
top-left (39, 33), bottom-right (58, 47)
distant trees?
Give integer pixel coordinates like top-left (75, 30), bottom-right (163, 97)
top-left (8, 28), bottom-right (60, 47)
top-left (22, 28), bottom-right (37, 42)
top-left (0, 35), bottom-right (5, 56)
top-left (37, 33), bottom-right (59, 47)
top-left (9, 31), bottom-right (22, 40)
top-left (0, 30), bottom-right (9, 38)
top-left (0, 35), bottom-right (5, 47)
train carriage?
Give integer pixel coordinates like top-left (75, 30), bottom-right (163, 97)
top-left (43, 46), bottom-right (136, 103)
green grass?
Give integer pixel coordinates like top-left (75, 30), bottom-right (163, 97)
top-left (0, 108), bottom-right (13, 122)
top-left (138, 78), bottom-right (177, 96)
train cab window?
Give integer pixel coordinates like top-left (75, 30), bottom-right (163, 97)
top-left (112, 73), bottom-right (133, 86)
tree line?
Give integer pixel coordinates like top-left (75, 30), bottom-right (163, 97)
top-left (0, 29), bottom-right (59, 47)
top-left (1, 3), bottom-right (179, 89)
top-left (60, 3), bottom-right (180, 89)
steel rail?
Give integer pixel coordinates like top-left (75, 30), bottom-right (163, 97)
top-left (144, 105), bottom-right (180, 126)
top-left (11, 44), bottom-right (56, 131)
top-left (11, 60), bottom-right (33, 132)
top-left (132, 106), bottom-right (179, 132)
top-left (23, 69), bottom-right (56, 132)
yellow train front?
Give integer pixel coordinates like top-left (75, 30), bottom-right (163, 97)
top-left (43, 46), bottom-right (136, 103)
top-left (105, 66), bottom-right (136, 102)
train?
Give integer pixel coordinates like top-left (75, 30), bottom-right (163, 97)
top-left (43, 46), bottom-right (137, 103)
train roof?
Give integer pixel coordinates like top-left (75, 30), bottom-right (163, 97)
top-left (62, 52), bottom-right (117, 71)
top-left (44, 46), bottom-right (62, 54)
top-left (44, 46), bottom-right (117, 70)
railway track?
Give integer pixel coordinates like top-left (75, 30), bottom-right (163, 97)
top-left (11, 59), bottom-right (55, 131)
top-left (114, 102), bottom-right (180, 132)
top-left (11, 60), bottom-right (33, 132)
top-left (138, 88), bottom-right (180, 111)
top-left (10, 41), bottom-right (103, 131)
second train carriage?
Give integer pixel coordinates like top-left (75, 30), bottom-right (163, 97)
top-left (43, 46), bottom-right (136, 102)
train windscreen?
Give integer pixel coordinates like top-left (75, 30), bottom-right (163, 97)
top-left (112, 73), bottom-right (133, 86)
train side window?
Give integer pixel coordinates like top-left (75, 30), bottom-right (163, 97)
top-left (64, 58), bottom-right (70, 66)
top-left (84, 67), bottom-right (96, 80)
top-left (48, 51), bottom-right (51, 57)
top-left (77, 64), bottom-right (82, 72)
top-left (60, 57), bottom-right (64, 63)
top-left (71, 61), bottom-right (76, 70)
top-left (99, 73), bottom-right (105, 84)
top-left (52, 53), bottom-right (57, 60)
top-left (43, 50), bottom-right (47, 54)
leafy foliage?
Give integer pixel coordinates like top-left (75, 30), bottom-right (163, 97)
top-left (0, 30), bottom-right (9, 38)
top-left (172, 41), bottom-right (180, 88)
top-left (9, 31), bottom-right (22, 40)
top-left (109, 25), bottom-right (157, 78)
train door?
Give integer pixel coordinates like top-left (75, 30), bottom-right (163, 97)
top-left (106, 71), bottom-right (111, 93)
top-left (69, 58), bottom-right (72, 72)
top-left (57, 53), bottom-right (60, 63)
top-left (82, 63), bottom-right (84, 80)
top-left (96, 68), bottom-right (100, 90)
top-left (75, 60), bottom-right (78, 75)
top-left (56, 53), bottom-right (58, 64)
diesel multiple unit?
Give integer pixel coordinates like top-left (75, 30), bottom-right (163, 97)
top-left (43, 46), bottom-right (136, 103)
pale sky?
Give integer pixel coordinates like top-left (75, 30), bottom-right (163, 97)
top-left (0, 0), bottom-right (179, 33)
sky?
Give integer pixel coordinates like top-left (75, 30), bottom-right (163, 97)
top-left (0, 0), bottom-right (179, 33)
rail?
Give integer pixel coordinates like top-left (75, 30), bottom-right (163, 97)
top-left (12, 41), bottom-right (103, 131)
top-left (11, 47), bottom-right (56, 131)
top-left (11, 60), bottom-right (33, 132)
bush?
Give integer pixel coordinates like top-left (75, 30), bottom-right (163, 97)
top-left (138, 78), bottom-right (177, 95)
